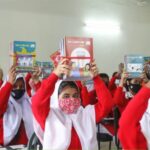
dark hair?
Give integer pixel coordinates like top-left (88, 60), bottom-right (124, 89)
top-left (112, 72), bottom-right (118, 77)
top-left (99, 73), bottom-right (109, 79)
top-left (58, 81), bottom-right (79, 95)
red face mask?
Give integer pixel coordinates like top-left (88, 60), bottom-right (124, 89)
top-left (58, 98), bottom-right (81, 114)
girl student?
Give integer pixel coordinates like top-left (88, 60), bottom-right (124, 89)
top-left (32, 58), bottom-right (113, 150)
top-left (0, 65), bottom-right (34, 146)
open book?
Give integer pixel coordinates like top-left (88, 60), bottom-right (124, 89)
top-left (60, 36), bottom-right (93, 80)
top-left (10, 41), bottom-right (36, 72)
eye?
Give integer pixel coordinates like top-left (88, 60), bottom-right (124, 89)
top-left (73, 93), bottom-right (79, 98)
top-left (62, 94), bottom-right (70, 99)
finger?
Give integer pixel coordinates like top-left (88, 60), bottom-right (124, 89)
top-left (59, 58), bottom-right (70, 65)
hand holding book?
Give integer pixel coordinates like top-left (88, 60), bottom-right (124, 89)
top-left (89, 60), bottom-right (99, 78)
top-left (53, 58), bottom-right (71, 78)
top-left (8, 65), bottom-right (17, 85)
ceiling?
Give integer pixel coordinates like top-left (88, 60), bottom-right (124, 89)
top-left (0, 0), bottom-right (150, 23)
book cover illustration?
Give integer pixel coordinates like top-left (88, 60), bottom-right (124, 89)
top-left (50, 50), bottom-right (61, 67)
top-left (60, 37), bottom-right (93, 80)
top-left (35, 61), bottom-right (54, 79)
top-left (144, 56), bottom-right (150, 63)
top-left (144, 56), bottom-right (150, 79)
top-left (10, 41), bottom-right (36, 72)
top-left (124, 55), bottom-right (144, 78)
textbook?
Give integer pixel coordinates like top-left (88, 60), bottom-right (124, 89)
top-left (10, 41), bottom-right (36, 72)
top-left (144, 56), bottom-right (150, 79)
top-left (144, 56), bottom-right (150, 63)
top-left (35, 61), bottom-right (54, 79)
top-left (60, 36), bottom-right (93, 80)
top-left (50, 50), bottom-right (61, 67)
top-left (124, 55), bottom-right (144, 78)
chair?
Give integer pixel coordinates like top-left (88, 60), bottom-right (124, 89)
top-left (27, 132), bottom-right (42, 150)
top-left (97, 122), bottom-right (113, 150)
top-left (113, 107), bottom-right (122, 150)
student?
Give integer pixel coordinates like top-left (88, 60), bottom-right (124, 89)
top-left (118, 80), bottom-right (150, 149)
top-left (113, 71), bottom-right (143, 113)
top-left (0, 67), bottom-right (3, 87)
top-left (32, 58), bottom-right (113, 150)
top-left (118, 63), bottom-right (150, 149)
top-left (0, 65), bottom-right (34, 146)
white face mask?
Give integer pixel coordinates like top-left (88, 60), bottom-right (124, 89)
top-left (125, 91), bottom-right (133, 99)
top-left (115, 79), bottom-right (120, 86)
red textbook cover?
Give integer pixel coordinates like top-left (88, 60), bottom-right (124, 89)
top-left (50, 50), bottom-right (61, 67)
top-left (61, 36), bottom-right (93, 80)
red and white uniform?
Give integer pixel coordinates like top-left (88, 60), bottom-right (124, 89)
top-left (0, 75), bottom-right (34, 146)
top-left (32, 73), bottom-right (113, 150)
top-left (118, 86), bottom-right (150, 149)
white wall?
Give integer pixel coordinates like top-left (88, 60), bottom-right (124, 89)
top-left (0, 2), bottom-right (150, 77)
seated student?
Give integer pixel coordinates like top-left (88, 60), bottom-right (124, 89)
top-left (0, 65), bottom-right (34, 146)
top-left (0, 67), bottom-right (3, 87)
top-left (118, 63), bottom-right (150, 149)
top-left (32, 58), bottom-right (113, 150)
top-left (118, 80), bottom-right (150, 149)
top-left (109, 63), bottom-right (124, 96)
top-left (113, 71), bottom-right (143, 113)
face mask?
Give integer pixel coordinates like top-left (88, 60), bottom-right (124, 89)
top-left (115, 79), bottom-right (120, 85)
top-left (128, 83), bottom-right (141, 94)
top-left (11, 89), bottom-right (25, 100)
top-left (59, 98), bottom-right (81, 114)
top-left (125, 91), bottom-right (133, 99)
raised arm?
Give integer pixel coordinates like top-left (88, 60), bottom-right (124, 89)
top-left (0, 66), bottom-right (16, 115)
top-left (118, 81), bottom-right (150, 149)
top-left (113, 71), bottom-right (129, 107)
top-left (89, 61), bottom-right (113, 123)
top-left (32, 58), bottom-right (71, 130)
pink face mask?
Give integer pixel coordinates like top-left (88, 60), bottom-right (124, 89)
top-left (58, 98), bottom-right (81, 114)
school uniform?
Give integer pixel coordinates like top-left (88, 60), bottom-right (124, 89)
top-left (113, 87), bottom-right (129, 113)
top-left (32, 73), bottom-right (113, 150)
top-left (118, 86), bottom-right (150, 149)
top-left (0, 75), bottom-right (34, 146)
top-left (108, 76), bottom-right (118, 96)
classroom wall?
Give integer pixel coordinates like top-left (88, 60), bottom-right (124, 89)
top-left (0, 1), bottom-right (150, 77)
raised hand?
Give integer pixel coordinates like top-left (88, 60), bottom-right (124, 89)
top-left (53, 58), bottom-right (71, 78)
top-left (8, 65), bottom-right (16, 85)
top-left (31, 66), bottom-right (42, 84)
top-left (119, 71), bottom-right (129, 87)
top-left (89, 60), bottom-right (99, 78)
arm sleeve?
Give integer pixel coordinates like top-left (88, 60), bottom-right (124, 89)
top-left (88, 90), bottom-right (98, 104)
top-left (0, 82), bottom-right (13, 115)
top-left (31, 73), bottom-right (58, 130)
top-left (34, 81), bottom-right (41, 92)
top-left (80, 86), bottom-right (91, 107)
top-left (118, 86), bottom-right (150, 149)
top-left (108, 76), bottom-right (117, 91)
top-left (25, 73), bottom-right (32, 97)
top-left (94, 76), bottom-right (113, 123)
top-left (113, 87), bottom-right (128, 106)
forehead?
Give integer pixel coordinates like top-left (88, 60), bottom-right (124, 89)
top-left (130, 78), bottom-right (142, 83)
top-left (14, 78), bottom-right (25, 85)
top-left (59, 86), bottom-right (78, 94)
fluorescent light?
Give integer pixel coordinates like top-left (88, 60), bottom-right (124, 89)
top-left (84, 20), bottom-right (121, 34)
